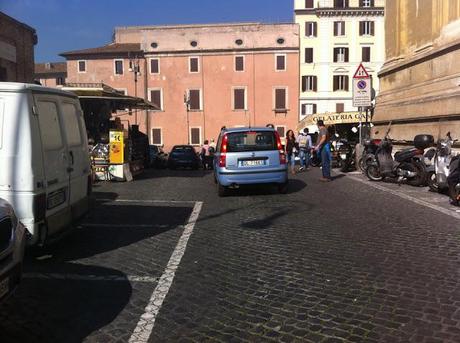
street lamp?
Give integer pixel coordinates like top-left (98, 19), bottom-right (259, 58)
top-left (128, 56), bottom-right (141, 125)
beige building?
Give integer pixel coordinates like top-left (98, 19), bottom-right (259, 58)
top-left (62, 23), bottom-right (300, 151)
top-left (294, 0), bottom-right (385, 131)
top-left (35, 62), bottom-right (67, 87)
top-left (373, 0), bottom-right (460, 142)
top-left (0, 11), bottom-right (37, 82)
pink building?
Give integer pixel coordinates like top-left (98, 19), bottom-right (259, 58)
top-left (61, 23), bottom-right (300, 151)
top-left (35, 62), bottom-right (67, 87)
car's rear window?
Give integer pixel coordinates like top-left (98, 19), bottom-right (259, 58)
top-left (172, 146), bottom-right (195, 154)
top-left (226, 131), bottom-right (277, 152)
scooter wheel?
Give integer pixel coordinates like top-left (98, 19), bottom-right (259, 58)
top-left (428, 172), bottom-right (439, 193)
top-left (407, 161), bottom-right (427, 187)
top-left (366, 165), bottom-right (384, 182)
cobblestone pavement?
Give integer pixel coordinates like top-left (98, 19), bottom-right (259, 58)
top-left (1, 167), bottom-right (460, 343)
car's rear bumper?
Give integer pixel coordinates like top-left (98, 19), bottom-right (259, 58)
top-left (217, 168), bottom-right (288, 186)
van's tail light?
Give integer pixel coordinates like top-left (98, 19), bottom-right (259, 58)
top-left (33, 193), bottom-right (46, 222)
top-left (219, 134), bottom-right (228, 167)
top-left (275, 131), bottom-right (286, 165)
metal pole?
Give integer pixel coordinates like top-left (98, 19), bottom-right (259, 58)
top-left (359, 106), bottom-right (363, 145)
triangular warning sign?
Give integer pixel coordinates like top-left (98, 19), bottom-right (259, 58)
top-left (353, 63), bottom-right (370, 79)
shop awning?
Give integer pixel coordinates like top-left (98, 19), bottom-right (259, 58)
top-left (298, 111), bottom-right (366, 130)
top-left (61, 83), bottom-right (159, 111)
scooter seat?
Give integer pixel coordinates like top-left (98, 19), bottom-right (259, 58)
top-left (394, 148), bottom-right (420, 163)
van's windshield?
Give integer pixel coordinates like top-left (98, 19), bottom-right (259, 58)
top-left (226, 131), bottom-right (277, 152)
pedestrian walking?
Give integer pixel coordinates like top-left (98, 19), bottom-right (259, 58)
top-left (314, 120), bottom-right (332, 182)
top-left (285, 130), bottom-right (297, 175)
top-left (297, 128), bottom-right (312, 171)
top-left (201, 140), bottom-right (212, 170)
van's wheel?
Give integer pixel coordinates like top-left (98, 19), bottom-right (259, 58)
top-left (278, 181), bottom-right (289, 194)
top-left (217, 183), bottom-right (227, 197)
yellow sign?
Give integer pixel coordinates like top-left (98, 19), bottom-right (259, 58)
top-left (109, 130), bottom-right (124, 164)
top-left (302, 112), bottom-right (364, 127)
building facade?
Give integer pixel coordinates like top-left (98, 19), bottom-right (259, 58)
top-left (294, 0), bottom-right (385, 127)
top-left (373, 0), bottom-right (460, 142)
top-left (62, 23), bottom-right (300, 150)
top-left (35, 62), bottom-right (67, 87)
top-left (0, 12), bottom-right (37, 82)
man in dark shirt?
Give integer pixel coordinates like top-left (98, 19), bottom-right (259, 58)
top-left (315, 120), bottom-right (332, 181)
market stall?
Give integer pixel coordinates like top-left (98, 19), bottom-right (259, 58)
top-left (62, 83), bottom-right (158, 181)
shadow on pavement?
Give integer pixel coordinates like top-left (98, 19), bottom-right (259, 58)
top-left (240, 209), bottom-right (290, 230)
top-left (223, 179), bottom-right (307, 197)
top-left (0, 264), bottom-right (132, 343)
top-left (28, 204), bottom-right (192, 263)
top-left (136, 168), bottom-right (210, 180)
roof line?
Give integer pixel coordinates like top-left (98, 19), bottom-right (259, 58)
top-left (0, 11), bottom-right (36, 33)
top-left (114, 21), bottom-right (296, 31)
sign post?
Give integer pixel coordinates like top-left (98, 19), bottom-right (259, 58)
top-left (352, 63), bottom-right (371, 145)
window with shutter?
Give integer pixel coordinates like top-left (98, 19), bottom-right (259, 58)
top-left (276, 126), bottom-right (286, 138)
top-left (305, 0), bottom-right (314, 8)
top-left (190, 128), bottom-right (201, 145)
top-left (235, 56), bottom-right (244, 71)
top-left (334, 76), bottom-right (349, 91)
top-left (275, 88), bottom-right (287, 110)
top-left (302, 76), bottom-right (317, 92)
top-left (189, 57), bottom-right (199, 73)
top-left (189, 89), bottom-right (201, 110)
top-left (305, 48), bottom-right (313, 63)
top-left (151, 128), bottom-right (162, 145)
top-left (334, 48), bottom-right (348, 63)
top-left (233, 88), bottom-right (246, 110)
top-left (302, 76), bottom-right (307, 92)
top-left (334, 0), bottom-right (348, 8)
top-left (334, 21), bottom-right (345, 36)
top-left (276, 55), bottom-right (286, 71)
top-left (150, 59), bottom-right (160, 74)
top-left (305, 22), bottom-right (317, 37)
top-left (114, 60), bottom-right (123, 75)
top-left (78, 60), bottom-right (86, 73)
top-left (150, 90), bottom-right (162, 110)
top-left (362, 47), bottom-right (371, 62)
top-left (336, 103), bottom-right (344, 113)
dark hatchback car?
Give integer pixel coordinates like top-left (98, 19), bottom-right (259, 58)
top-left (167, 145), bottom-right (201, 170)
top-left (0, 198), bottom-right (26, 303)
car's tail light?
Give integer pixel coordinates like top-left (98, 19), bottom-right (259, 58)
top-left (275, 131), bottom-right (286, 165)
top-left (33, 193), bottom-right (46, 222)
top-left (219, 134), bottom-right (228, 167)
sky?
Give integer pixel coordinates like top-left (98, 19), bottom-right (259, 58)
top-left (1, 0), bottom-right (294, 63)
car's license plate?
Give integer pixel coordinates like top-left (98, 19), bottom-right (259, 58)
top-left (0, 277), bottom-right (9, 299)
top-left (242, 160), bottom-right (265, 167)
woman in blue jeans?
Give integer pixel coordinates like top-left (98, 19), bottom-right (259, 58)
top-left (285, 130), bottom-right (297, 175)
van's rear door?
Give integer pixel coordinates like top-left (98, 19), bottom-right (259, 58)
top-left (60, 101), bottom-right (89, 211)
top-left (35, 95), bottom-right (72, 234)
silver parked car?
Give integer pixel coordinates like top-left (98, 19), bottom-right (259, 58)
top-left (0, 198), bottom-right (27, 303)
top-left (213, 127), bottom-right (288, 196)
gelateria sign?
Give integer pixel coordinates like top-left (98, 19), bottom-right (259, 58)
top-left (308, 112), bottom-right (364, 125)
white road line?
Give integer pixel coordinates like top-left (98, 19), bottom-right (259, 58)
top-left (129, 201), bottom-right (203, 343)
top-left (96, 198), bottom-right (198, 205)
top-left (349, 175), bottom-right (460, 220)
top-left (23, 273), bottom-right (158, 283)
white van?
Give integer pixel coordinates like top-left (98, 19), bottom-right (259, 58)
top-left (0, 83), bottom-right (91, 245)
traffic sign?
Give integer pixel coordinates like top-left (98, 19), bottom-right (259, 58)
top-left (353, 63), bottom-right (370, 79)
top-left (352, 78), bottom-right (371, 108)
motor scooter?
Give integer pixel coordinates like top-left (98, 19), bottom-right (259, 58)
top-left (427, 132), bottom-right (458, 192)
top-left (359, 138), bottom-right (381, 172)
top-left (339, 140), bottom-right (356, 173)
top-left (366, 125), bottom-right (433, 186)
top-left (447, 155), bottom-right (460, 206)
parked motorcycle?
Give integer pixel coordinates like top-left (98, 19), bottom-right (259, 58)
top-left (447, 155), bottom-right (460, 206)
top-left (366, 127), bottom-right (434, 186)
top-left (359, 138), bottom-right (381, 172)
top-left (338, 140), bottom-right (356, 173)
top-left (427, 132), bottom-right (458, 193)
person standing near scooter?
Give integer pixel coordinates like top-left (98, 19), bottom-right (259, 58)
top-left (297, 128), bottom-right (312, 171)
top-left (315, 120), bottom-right (332, 182)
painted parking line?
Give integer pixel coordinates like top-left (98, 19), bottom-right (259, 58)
top-left (129, 201), bottom-right (203, 343)
top-left (23, 273), bottom-right (158, 283)
top-left (96, 198), bottom-right (198, 205)
top-left (77, 223), bottom-right (174, 229)
top-left (348, 175), bottom-right (460, 220)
